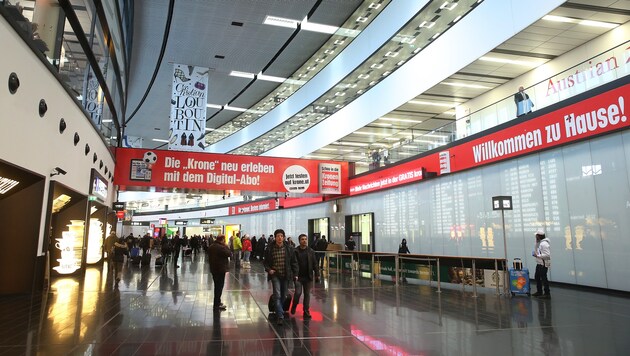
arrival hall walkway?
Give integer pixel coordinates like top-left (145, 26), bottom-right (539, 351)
top-left (1, 253), bottom-right (629, 355)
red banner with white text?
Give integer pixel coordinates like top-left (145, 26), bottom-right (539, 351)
top-left (350, 83), bottom-right (629, 195)
top-left (114, 148), bottom-right (349, 194)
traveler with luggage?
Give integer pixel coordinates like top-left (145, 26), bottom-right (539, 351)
top-left (291, 234), bottom-right (320, 319)
top-left (532, 229), bottom-right (551, 298)
top-left (264, 229), bottom-right (298, 326)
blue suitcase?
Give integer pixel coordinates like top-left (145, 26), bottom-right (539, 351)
top-left (509, 268), bottom-right (531, 296)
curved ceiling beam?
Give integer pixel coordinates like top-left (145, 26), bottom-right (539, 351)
top-left (264, 0), bottom-right (566, 158)
top-left (207, 0), bottom-right (429, 153)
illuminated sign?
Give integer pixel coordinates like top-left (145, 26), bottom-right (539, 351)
top-left (90, 173), bottom-right (108, 201)
top-left (123, 221), bottom-right (150, 226)
top-left (174, 220), bottom-right (188, 226)
top-left (200, 218), bottom-right (215, 224)
top-left (113, 202), bottom-right (125, 211)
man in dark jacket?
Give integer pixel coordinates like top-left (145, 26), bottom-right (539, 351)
top-left (208, 235), bottom-right (231, 311)
top-left (264, 229), bottom-right (298, 326)
top-left (291, 234), bottom-right (320, 319)
top-left (315, 235), bottom-right (328, 269)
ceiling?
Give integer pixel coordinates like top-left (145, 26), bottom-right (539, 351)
top-left (123, 0), bottom-right (630, 176)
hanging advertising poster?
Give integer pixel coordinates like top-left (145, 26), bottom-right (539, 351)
top-left (114, 148), bottom-right (350, 194)
top-left (169, 63), bottom-right (208, 152)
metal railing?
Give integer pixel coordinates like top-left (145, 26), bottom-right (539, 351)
top-left (325, 250), bottom-right (506, 297)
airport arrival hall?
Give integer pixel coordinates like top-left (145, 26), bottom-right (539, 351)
top-left (2, 0), bottom-right (630, 355)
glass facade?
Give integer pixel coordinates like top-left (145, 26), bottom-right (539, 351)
top-left (0, 0), bottom-right (131, 146)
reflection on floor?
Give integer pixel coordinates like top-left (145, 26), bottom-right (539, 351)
top-left (1, 252), bottom-right (630, 355)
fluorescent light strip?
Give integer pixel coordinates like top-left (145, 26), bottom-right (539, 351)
top-left (380, 117), bottom-right (423, 124)
top-left (479, 56), bottom-right (541, 67)
top-left (353, 131), bottom-right (392, 136)
top-left (543, 15), bottom-right (617, 29)
top-left (408, 100), bottom-right (457, 108)
top-left (301, 16), bottom-right (339, 34)
top-left (0, 177), bottom-right (19, 194)
top-left (442, 82), bottom-right (490, 89)
top-left (230, 71), bottom-right (255, 79)
top-left (263, 15), bottom-right (298, 29)
top-left (224, 105), bottom-right (247, 112)
top-left (207, 103), bottom-right (222, 109)
top-left (257, 73), bottom-right (287, 83)
top-left (152, 138), bottom-right (169, 143)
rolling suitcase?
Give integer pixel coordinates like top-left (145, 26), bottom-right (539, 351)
top-left (131, 255), bottom-right (141, 265)
top-left (268, 293), bottom-right (292, 317)
top-left (141, 253), bottom-right (151, 266)
top-left (509, 268), bottom-right (531, 296)
top-left (155, 256), bottom-right (164, 266)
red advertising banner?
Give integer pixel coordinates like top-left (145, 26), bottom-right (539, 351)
top-left (449, 84), bottom-right (628, 170)
top-left (114, 148), bottom-right (349, 194)
top-left (350, 83), bottom-right (629, 195)
top-left (228, 199), bottom-right (278, 215)
top-left (350, 160), bottom-right (430, 195)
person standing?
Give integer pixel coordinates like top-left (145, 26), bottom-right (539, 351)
top-left (172, 232), bottom-right (181, 268)
top-left (231, 232), bottom-right (242, 268)
top-left (533, 229), bottom-right (551, 298)
top-left (292, 234), bottom-right (320, 319)
top-left (264, 229), bottom-right (298, 326)
top-left (315, 235), bottom-right (328, 269)
top-left (345, 236), bottom-right (356, 251)
top-left (208, 235), bottom-right (231, 311)
top-left (398, 238), bottom-right (410, 284)
top-left (242, 234), bottom-right (252, 269)
top-left (140, 233), bottom-right (151, 256)
top-left (398, 238), bottom-right (410, 254)
top-left (514, 86), bottom-right (534, 116)
top-left (113, 235), bottom-right (128, 286)
top-left (104, 231), bottom-right (117, 266)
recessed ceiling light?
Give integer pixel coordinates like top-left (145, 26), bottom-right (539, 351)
top-left (301, 17), bottom-right (339, 34)
top-left (264, 15), bottom-right (298, 29)
top-left (370, 63), bottom-right (383, 69)
top-left (380, 117), bottom-right (423, 123)
top-left (385, 51), bottom-right (399, 57)
top-left (358, 74), bottom-right (370, 79)
top-left (442, 82), bottom-right (490, 89)
top-left (408, 100), bottom-right (457, 108)
top-left (419, 21), bottom-right (435, 29)
top-left (353, 131), bottom-right (392, 136)
top-left (480, 56), bottom-right (541, 67)
top-left (224, 105), bottom-right (247, 112)
top-left (230, 71), bottom-right (255, 79)
top-left (356, 17), bottom-right (368, 23)
top-left (258, 73), bottom-right (286, 83)
top-left (440, 2), bottom-right (458, 10)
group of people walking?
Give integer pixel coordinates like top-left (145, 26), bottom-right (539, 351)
top-left (208, 229), bottom-right (320, 325)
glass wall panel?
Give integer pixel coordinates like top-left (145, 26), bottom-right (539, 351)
top-left (538, 149), bottom-right (575, 285)
top-left (561, 142), bottom-right (606, 288)
top-left (591, 134), bottom-right (630, 291)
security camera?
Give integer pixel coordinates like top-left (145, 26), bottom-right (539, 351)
top-left (50, 167), bottom-right (67, 177)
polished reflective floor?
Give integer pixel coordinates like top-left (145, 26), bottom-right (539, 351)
top-left (1, 252), bottom-right (630, 355)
